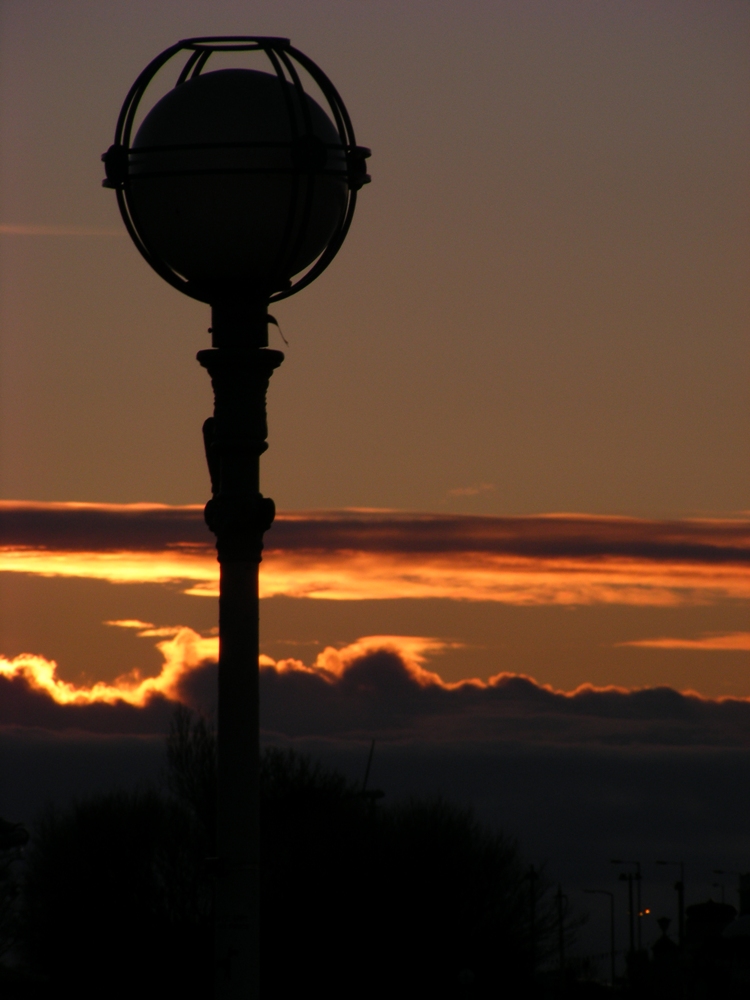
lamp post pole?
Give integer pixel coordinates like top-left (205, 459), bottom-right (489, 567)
top-left (617, 872), bottom-right (635, 959)
top-left (102, 37), bottom-right (370, 1000)
top-left (584, 889), bottom-right (616, 987)
top-left (658, 860), bottom-right (685, 948)
top-left (199, 308), bottom-right (283, 999)
top-left (612, 859), bottom-right (642, 952)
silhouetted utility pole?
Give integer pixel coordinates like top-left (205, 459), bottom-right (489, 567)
top-left (612, 859), bottom-right (642, 950)
top-left (658, 860), bottom-right (685, 948)
top-left (584, 889), bottom-right (615, 987)
top-left (618, 872), bottom-right (635, 958)
top-left (360, 739), bottom-right (384, 806)
top-left (636, 863), bottom-right (642, 949)
top-left (362, 739), bottom-right (376, 793)
top-left (103, 36), bottom-right (370, 1000)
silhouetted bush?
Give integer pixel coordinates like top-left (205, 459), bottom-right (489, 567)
top-left (259, 748), bottom-right (533, 998)
top-left (166, 705), bottom-right (217, 853)
top-left (16, 710), bottom-right (550, 999)
top-left (0, 844), bottom-right (23, 962)
top-left (18, 788), bottom-right (212, 1000)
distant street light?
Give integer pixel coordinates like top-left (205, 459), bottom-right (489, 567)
top-left (103, 37), bottom-right (370, 1000)
top-left (617, 871), bottom-right (636, 958)
top-left (584, 889), bottom-right (616, 987)
top-left (611, 859), bottom-right (643, 951)
top-left (657, 859), bottom-right (685, 948)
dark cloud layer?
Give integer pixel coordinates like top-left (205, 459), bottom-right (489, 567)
top-left (0, 673), bottom-right (175, 734)
top-left (253, 653), bottom-right (750, 748)
top-left (2, 502), bottom-right (748, 566)
top-left (0, 502), bottom-right (211, 551)
top-left (4, 638), bottom-right (750, 747)
top-left (270, 511), bottom-right (750, 566)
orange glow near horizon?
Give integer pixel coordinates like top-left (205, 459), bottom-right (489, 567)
top-left (1, 501), bottom-right (748, 607)
top-left (0, 544), bottom-right (748, 608)
top-left (618, 632), bottom-right (750, 651)
top-left (2, 627), bottom-right (748, 714)
top-left (0, 626), bottom-right (217, 707)
top-left (0, 631), bottom-right (463, 710)
top-left (255, 550), bottom-right (750, 606)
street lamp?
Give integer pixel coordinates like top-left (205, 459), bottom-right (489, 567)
top-left (583, 889), bottom-right (616, 987)
top-left (657, 859), bottom-right (685, 948)
top-left (103, 37), bottom-right (370, 1000)
top-left (611, 859), bottom-right (643, 952)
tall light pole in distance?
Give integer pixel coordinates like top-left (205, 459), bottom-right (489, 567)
top-left (612, 859), bottom-right (643, 951)
top-left (657, 859), bottom-right (685, 948)
top-left (102, 37), bottom-right (370, 1000)
top-left (618, 871), bottom-right (636, 959)
top-left (583, 889), bottom-right (615, 987)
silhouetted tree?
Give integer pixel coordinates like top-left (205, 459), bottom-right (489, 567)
top-left (17, 788), bottom-right (212, 999)
top-left (0, 834), bottom-right (25, 962)
top-left (166, 704), bottom-right (217, 853)
top-left (15, 710), bottom-right (562, 999)
top-left (258, 748), bottom-right (540, 998)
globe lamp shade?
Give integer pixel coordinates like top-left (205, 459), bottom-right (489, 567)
top-left (103, 38), bottom-right (370, 319)
top-left (127, 68), bottom-right (347, 304)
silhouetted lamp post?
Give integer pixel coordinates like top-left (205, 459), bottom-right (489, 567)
top-left (102, 37), bottom-right (369, 1000)
top-left (611, 858), bottom-right (643, 952)
top-left (584, 888), bottom-right (616, 987)
top-left (658, 859), bottom-right (685, 948)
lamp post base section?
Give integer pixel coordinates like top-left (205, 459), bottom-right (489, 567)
top-left (198, 345), bottom-right (284, 1000)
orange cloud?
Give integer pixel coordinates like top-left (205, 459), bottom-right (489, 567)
top-left (618, 632), bottom-right (750, 651)
top-left (5, 630), bottom-right (750, 748)
top-left (0, 628), bottom-right (217, 708)
top-left (0, 546), bottom-right (216, 588)
top-left (266, 635), bottom-right (465, 687)
top-left (1, 501), bottom-right (748, 607)
top-left (253, 549), bottom-right (750, 606)
top-left (0, 631), bottom-right (453, 711)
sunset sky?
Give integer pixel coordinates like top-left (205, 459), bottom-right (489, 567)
top-left (0, 0), bottom-right (748, 951)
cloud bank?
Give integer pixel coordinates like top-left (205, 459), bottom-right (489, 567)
top-left (618, 632), bottom-right (750, 651)
top-left (3, 630), bottom-right (750, 747)
top-left (1, 501), bottom-right (748, 606)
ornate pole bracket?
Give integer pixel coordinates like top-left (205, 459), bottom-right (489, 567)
top-left (198, 347), bottom-right (284, 562)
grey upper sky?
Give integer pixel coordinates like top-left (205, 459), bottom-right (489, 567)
top-left (1, 0), bottom-right (748, 516)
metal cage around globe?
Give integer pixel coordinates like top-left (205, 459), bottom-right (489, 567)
top-left (102, 37), bottom-right (370, 312)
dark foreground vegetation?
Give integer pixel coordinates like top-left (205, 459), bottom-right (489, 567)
top-left (4, 713), bottom-right (746, 996)
top-left (1, 710), bottom-right (571, 1000)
